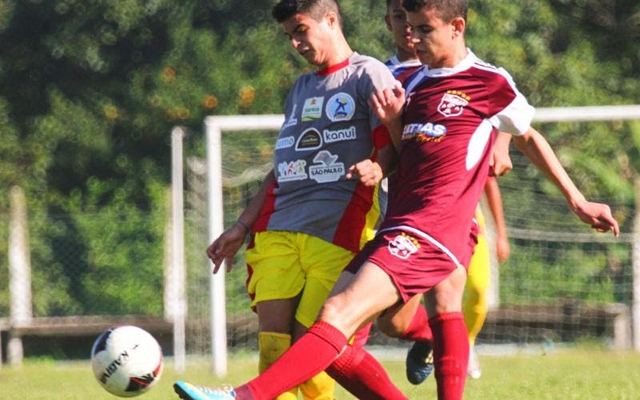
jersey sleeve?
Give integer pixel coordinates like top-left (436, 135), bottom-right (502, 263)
top-left (359, 58), bottom-right (397, 147)
top-left (372, 124), bottom-right (392, 149)
top-left (487, 67), bottom-right (535, 136)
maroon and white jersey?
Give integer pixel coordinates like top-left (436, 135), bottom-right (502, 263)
top-left (379, 50), bottom-right (535, 267)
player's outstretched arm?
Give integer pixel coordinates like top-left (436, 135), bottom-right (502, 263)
top-left (513, 128), bottom-right (620, 236)
top-left (206, 169), bottom-right (277, 273)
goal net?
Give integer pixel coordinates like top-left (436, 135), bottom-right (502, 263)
top-left (177, 105), bottom-right (640, 372)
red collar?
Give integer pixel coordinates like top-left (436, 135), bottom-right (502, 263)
top-left (317, 57), bottom-right (350, 76)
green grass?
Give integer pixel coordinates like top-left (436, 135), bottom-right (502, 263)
top-left (2, 349), bottom-right (640, 399)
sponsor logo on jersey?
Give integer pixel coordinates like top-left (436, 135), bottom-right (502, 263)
top-left (283, 104), bottom-right (298, 128)
top-left (302, 97), bottom-right (324, 121)
top-left (277, 159), bottom-right (308, 182)
top-left (323, 126), bottom-right (357, 143)
top-left (388, 232), bottom-right (420, 260)
top-left (309, 150), bottom-right (345, 183)
top-left (275, 136), bottom-right (295, 150)
top-left (403, 122), bottom-right (447, 142)
top-left (295, 128), bottom-right (322, 150)
top-left (437, 90), bottom-right (470, 117)
top-left (326, 93), bottom-right (355, 122)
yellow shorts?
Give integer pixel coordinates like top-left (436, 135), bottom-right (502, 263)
top-left (246, 231), bottom-right (356, 328)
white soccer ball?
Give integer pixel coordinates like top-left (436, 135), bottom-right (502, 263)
top-left (91, 325), bottom-right (164, 397)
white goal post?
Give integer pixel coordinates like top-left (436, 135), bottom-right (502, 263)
top-left (196, 105), bottom-right (640, 376)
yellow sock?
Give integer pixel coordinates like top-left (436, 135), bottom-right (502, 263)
top-left (259, 332), bottom-right (298, 400)
top-left (299, 371), bottom-right (336, 400)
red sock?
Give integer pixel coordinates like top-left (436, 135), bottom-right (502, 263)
top-left (430, 312), bottom-right (469, 400)
top-left (326, 342), bottom-right (407, 400)
top-left (235, 320), bottom-right (347, 400)
top-left (401, 304), bottom-right (433, 342)
top-left (351, 322), bottom-right (373, 349)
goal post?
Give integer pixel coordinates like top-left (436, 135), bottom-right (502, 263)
top-left (204, 115), bottom-right (284, 376)
top-left (193, 105), bottom-right (640, 376)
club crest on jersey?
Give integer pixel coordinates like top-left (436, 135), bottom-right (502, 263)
top-left (302, 97), bottom-right (324, 121)
top-left (388, 232), bottom-right (420, 260)
top-left (437, 90), bottom-right (471, 117)
top-left (309, 150), bottom-right (345, 183)
top-left (326, 93), bottom-right (355, 122)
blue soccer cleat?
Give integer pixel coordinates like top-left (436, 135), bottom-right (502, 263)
top-left (405, 340), bottom-right (434, 385)
top-left (174, 381), bottom-right (236, 400)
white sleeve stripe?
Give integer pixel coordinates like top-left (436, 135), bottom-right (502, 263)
top-left (489, 94), bottom-right (535, 136)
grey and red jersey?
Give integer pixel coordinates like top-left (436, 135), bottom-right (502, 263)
top-left (378, 50), bottom-right (535, 268)
top-left (253, 53), bottom-right (396, 253)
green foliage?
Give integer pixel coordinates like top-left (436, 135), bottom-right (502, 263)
top-left (0, 0), bottom-right (639, 318)
top-left (500, 241), bottom-right (631, 305)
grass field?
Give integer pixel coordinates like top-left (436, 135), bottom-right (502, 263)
top-left (2, 347), bottom-right (640, 399)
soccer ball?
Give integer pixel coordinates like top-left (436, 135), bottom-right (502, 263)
top-left (91, 325), bottom-right (164, 397)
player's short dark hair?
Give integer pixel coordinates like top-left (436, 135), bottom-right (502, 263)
top-left (272, 0), bottom-right (342, 26)
top-left (402, 0), bottom-right (467, 22)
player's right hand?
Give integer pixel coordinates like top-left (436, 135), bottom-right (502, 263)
top-left (206, 224), bottom-right (247, 274)
top-left (346, 159), bottom-right (383, 187)
top-left (370, 81), bottom-right (404, 125)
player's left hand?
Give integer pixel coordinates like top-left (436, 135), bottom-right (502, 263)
top-left (574, 201), bottom-right (620, 236)
top-left (495, 233), bottom-right (511, 263)
top-left (346, 159), bottom-right (383, 187)
top-left (490, 132), bottom-right (513, 177)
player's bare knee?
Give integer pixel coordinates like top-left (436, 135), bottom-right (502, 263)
top-left (317, 295), bottom-right (349, 325)
top-left (427, 287), bottom-right (464, 315)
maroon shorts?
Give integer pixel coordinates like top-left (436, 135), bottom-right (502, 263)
top-left (345, 228), bottom-right (475, 302)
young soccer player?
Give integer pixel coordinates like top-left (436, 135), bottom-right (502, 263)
top-left (174, 1), bottom-right (619, 399)
top-left (201, 0), bottom-right (399, 399)
top-left (376, 0), bottom-right (512, 384)
top-left (375, 0), bottom-right (436, 385)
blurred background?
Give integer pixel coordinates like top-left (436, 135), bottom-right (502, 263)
top-left (0, 0), bottom-right (639, 368)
